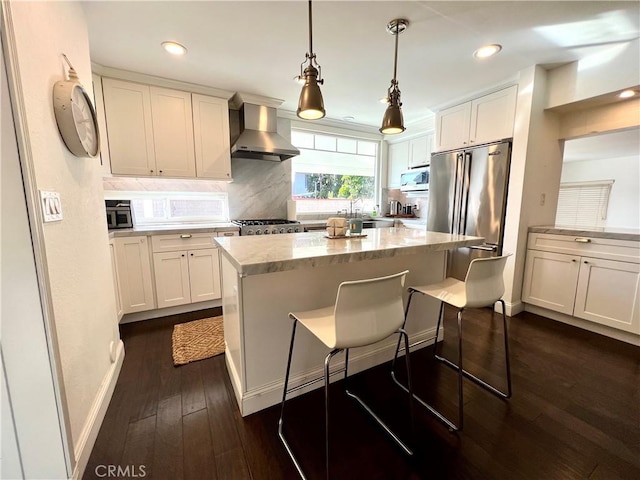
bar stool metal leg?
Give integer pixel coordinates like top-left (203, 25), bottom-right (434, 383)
top-left (435, 302), bottom-right (512, 399)
top-left (278, 320), bottom-right (307, 479)
top-left (392, 298), bottom-right (460, 432)
top-left (324, 349), bottom-right (341, 480)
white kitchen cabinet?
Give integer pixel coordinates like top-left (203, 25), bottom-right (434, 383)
top-left (522, 250), bottom-right (580, 315)
top-left (574, 257), bottom-right (640, 333)
top-left (149, 86), bottom-right (195, 177)
top-left (102, 78), bottom-right (156, 176)
top-left (408, 134), bottom-right (433, 168)
top-left (522, 232), bottom-right (640, 334)
top-left (109, 238), bottom-right (124, 320)
top-left (114, 236), bottom-right (155, 314)
top-left (103, 78), bottom-right (229, 178)
top-left (152, 233), bottom-right (222, 308)
top-left (435, 85), bottom-right (517, 152)
top-left (192, 94), bottom-right (232, 180)
top-left (387, 141), bottom-right (409, 188)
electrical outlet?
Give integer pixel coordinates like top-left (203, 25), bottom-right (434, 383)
top-left (40, 191), bottom-right (63, 222)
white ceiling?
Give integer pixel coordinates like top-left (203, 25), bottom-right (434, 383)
top-left (83, 1), bottom-right (640, 130)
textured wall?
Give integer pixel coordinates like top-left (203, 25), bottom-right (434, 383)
top-left (9, 0), bottom-right (120, 455)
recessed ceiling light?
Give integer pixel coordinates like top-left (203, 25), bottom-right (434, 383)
top-left (161, 41), bottom-right (187, 56)
top-left (474, 44), bottom-right (502, 59)
top-left (342, 116), bottom-right (355, 122)
top-left (619, 89), bottom-right (637, 99)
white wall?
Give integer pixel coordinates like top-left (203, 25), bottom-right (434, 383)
top-left (4, 1), bottom-right (122, 476)
top-left (561, 155), bottom-right (640, 229)
top-left (2, 42), bottom-right (68, 479)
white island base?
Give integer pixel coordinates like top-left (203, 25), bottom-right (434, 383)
top-left (221, 251), bottom-right (446, 416)
top-left (216, 229), bottom-right (483, 416)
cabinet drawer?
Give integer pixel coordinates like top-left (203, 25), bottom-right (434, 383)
top-left (216, 230), bottom-right (239, 237)
top-left (151, 233), bottom-right (217, 253)
top-left (528, 233), bottom-right (640, 264)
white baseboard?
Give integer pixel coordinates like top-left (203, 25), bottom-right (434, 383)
top-left (119, 300), bottom-right (221, 324)
top-left (525, 305), bottom-right (640, 346)
top-left (71, 340), bottom-right (125, 480)
top-left (238, 328), bottom-right (439, 417)
top-left (500, 300), bottom-right (524, 317)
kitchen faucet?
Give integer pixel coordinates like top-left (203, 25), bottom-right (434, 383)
top-left (349, 198), bottom-right (362, 218)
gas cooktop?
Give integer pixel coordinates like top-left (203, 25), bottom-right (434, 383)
top-left (232, 219), bottom-right (302, 235)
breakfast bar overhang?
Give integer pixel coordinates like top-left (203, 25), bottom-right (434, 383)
top-left (215, 228), bottom-right (483, 416)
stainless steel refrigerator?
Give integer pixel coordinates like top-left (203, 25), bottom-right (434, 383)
top-left (427, 141), bottom-right (511, 280)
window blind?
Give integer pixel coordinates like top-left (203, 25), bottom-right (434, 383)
top-left (555, 180), bottom-right (613, 228)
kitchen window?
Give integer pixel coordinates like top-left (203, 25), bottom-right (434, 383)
top-left (291, 130), bottom-right (379, 215)
top-left (105, 191), bottom-right (229, 225)
top-left (555, 180), bottom-right (613, 228)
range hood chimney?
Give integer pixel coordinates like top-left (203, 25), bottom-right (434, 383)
top-left (230, 103), bottom-right (300, 161)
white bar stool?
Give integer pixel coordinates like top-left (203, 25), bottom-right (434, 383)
top-left (278, 271), bottom-right (414, 480)
top-left (392, 255), bottom-right (512, 432)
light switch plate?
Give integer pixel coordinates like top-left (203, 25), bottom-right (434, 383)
top-left (40, 190), bottom-right (63, 222)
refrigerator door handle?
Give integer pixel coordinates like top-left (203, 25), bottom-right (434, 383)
top-left (458, 152), bottom-right (471, 234)
top-left (451, 153), bottom-right (464, 234)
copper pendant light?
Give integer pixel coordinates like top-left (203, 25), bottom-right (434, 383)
top-left (380, 19), bottom-right (408, 135)
top-left (296, 0), bottom-right (325, 120)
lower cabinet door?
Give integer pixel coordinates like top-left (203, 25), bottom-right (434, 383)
top-left (188, 248), bottom-right (221, 302)
top-left (574, 257), bottom-right (640, 333)
top-left (115, 236), bottom-right (155, 314)
top-left (153, 251), bottom-right (191, 308)
top-left (522, 250), bottom-right (580, 315)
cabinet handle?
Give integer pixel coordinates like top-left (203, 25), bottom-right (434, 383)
top-left (571, 259), bottom-right (577, 262)
top-left (574, 238), bottom-right (591, 243)
top-left (190, 253), bottom-right (194, 256)
top-left (584, 260), bottom-right (589, 264)
top-left (150, 169), bottom-right (154, 173)
top-left (180, 234), bottom-right (192, 239)
top-left (181, 254), bottom-right (185, 257)
top-left (159, 170), bottom-right (163, 174)
top-left (222, 232), bottom-right (235, 236)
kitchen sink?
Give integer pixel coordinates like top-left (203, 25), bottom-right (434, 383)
top-left (362, 219), bottom-right (393, 229)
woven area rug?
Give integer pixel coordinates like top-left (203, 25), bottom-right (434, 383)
top-left (172, 316), bottom-right (224, 366)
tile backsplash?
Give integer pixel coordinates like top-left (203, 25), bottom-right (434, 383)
top-left (382, 188), bottom-right (429, 219)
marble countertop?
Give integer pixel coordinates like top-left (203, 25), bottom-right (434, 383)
top-left (109, 222), bottom-right (239, 238)
top-left (529, 225), bottom-right (640, 241)
top-left (215, 228), bottom-right (483, 276)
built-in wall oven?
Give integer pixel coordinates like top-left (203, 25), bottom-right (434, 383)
top-left (106, 200), bottom-right (133, 229)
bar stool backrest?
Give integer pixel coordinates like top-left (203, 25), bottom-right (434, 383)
top-left (463, 254), bottom-right (511, 308)
top-left (333, 270), bottom-right (409, 349)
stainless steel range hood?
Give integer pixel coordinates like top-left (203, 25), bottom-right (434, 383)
top-left (230, 103), bottom-right (300, 161)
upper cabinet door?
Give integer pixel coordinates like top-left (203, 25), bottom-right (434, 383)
top-left (387, 141), bottom-right (409, 188)
top-left (408, 134), bottom-right (433, 168)
top-left (469, 85), bottom-right (517, 146)
top-left (192, 94), bottom-right (232, 180)
top-left (102, 78), bottom-right (156, 175)
top-left (435, 102), bottom-right (471, 152)
top-left (150, 87), bottom-right (196, 177)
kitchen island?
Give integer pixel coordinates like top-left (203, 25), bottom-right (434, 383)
top-left (215, 228), bottom-right (483, 415)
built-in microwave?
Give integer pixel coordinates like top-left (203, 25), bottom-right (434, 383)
top-left (400, 166), bottom-right (429, 192)
top-left (106, 200), bottom-right (133, 229)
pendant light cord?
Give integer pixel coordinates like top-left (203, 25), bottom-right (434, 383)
top-left (308, 0), bottom-right (313, 56)
top-left (392, 23), bottom-right (399, 83)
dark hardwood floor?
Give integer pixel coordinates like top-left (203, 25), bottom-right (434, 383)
top-left (83, 306), bottom-right (640, 480)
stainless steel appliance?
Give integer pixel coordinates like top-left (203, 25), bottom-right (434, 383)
top-left (232, 219), bottom-right (302, 236)
top-left (106, 200), bottom-right (132, 229)
top-left (400, 166), bottom-right (429, 192)
top-left (389, 200), bottom-right (402, 215)
top-left (230, 103), bottom-right (300, 161)
top-left (427, 141), bottom-right (511, 280)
